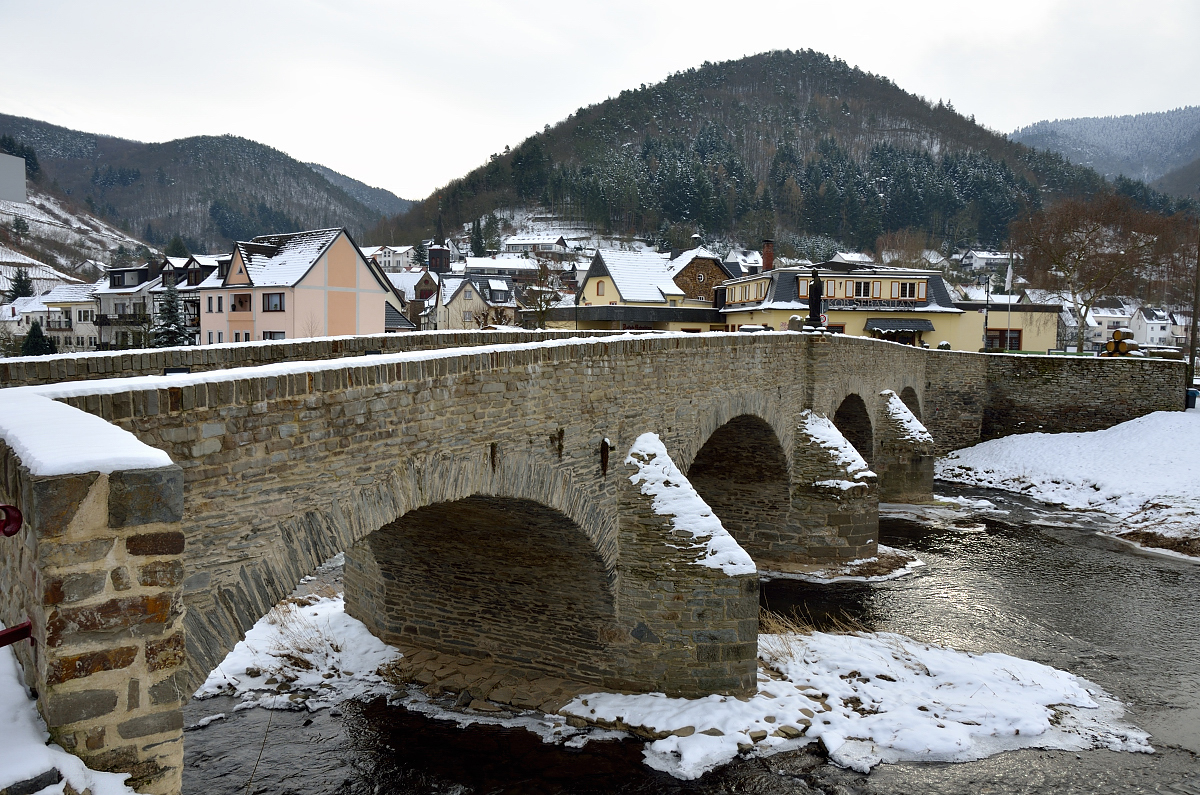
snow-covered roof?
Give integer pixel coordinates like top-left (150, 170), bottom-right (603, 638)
top-left (504, 234), bottom-right (567, 247)
top-left (464, 256), bottom-right (539, 272)
top-left (231, 228), bottom-right (345, 288)
top-left (487, 278), bottom-right (508, 292)
top-left (833, 251), bottom-right (874, 265)
top-left (666, 246), bottom-right (722, 277)
top-left (440, 276), bottom-right (468, 305)
top-left (590, 249), bottom-right (684, 303)
top-left (41, 283), bottom-right (97, 304)
top-left (386, 270), bottom-right (437, 300)
top-left (1138, 306), bottom-right (1171, 323)
top-left (2, 295), bottom-right (48, 317)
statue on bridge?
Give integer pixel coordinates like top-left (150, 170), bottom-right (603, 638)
top-left (806, 268), bottom-right (824, 330)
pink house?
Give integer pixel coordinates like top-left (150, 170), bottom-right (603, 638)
top-left (198, 228), bottom-right (404, 344)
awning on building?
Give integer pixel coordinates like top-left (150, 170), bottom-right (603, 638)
top-left (864, 318), bottom-right (935, 333)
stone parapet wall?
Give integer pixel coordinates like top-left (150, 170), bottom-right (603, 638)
top-left (0, 449), bottom-right (185, 794)
top-left (981, 353), bottom-right (1186, 440)
top-left (0, 329), bottom-right (632, 388)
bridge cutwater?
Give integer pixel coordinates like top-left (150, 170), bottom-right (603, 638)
top-left (0, 329), bottom-right (1183, 794)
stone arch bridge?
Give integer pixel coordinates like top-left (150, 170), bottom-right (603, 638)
top-left (0, 331), bottom-right (1182, 793)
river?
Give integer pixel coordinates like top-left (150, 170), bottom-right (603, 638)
top-left (183, 484), bottom-right (1200, 794)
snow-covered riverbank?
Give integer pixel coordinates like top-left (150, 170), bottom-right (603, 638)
top-left (187, 592), bottom-right (1152, 781)
top-left (936, 410), bottom-right (1200, 558)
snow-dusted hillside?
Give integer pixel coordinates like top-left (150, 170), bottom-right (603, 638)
top-left (1011, 106), bottom-right (1200, 182)
top-left (0, 187), bottom-right (149, 270)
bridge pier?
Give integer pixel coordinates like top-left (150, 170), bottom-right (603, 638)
top-left (783, 411), bottom-right (879, 566)
top-left (345, 434), bottom-right (758, 700)
top-left (0, 456), bottom-right (186, 795)
top-left (873, 390), bottom-right (935, 503)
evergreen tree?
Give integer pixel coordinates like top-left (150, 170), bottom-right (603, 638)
top-left (11, 217), bottom-right (29, 237)
top-left (6, 267), bottom-right (34, 302)
top-left (164, 235), bottom-right (189, 258)
top-left (153, 275), bottom-right (191, 347)
top-left (470, 218), bottom-right (485, 256)
top-left (483, 213), bottom-right (501, 250)
top-left (414, 239), bottom-right (428, 267)
top-left (21, 321), bottom-right (55, 356)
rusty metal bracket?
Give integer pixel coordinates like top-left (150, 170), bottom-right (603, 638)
top-left (1, 504), bottom-right (21, 537)
top-left (0, 621), bottom-right (32, 649)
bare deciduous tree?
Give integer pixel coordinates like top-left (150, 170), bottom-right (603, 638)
top-left (1011, 195), bottom-right (1187, 351)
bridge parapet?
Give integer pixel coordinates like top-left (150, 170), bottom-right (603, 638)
top-left (0, 396), bottom-right (185, 794)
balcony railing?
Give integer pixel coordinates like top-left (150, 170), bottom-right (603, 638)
top-left (45, 318), bottom-right (72, 330)
top-left (94, 313), bottom-right (150, 327)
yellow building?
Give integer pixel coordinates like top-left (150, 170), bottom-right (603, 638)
top-left (543, 247), bottom-right (733, 332)
top-left (720, 263), bottom-right (1060, 352)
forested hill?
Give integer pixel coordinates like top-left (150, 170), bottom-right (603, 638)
top-left (376, 49), bottom-right (1173, 255)
top-left (0, 113), bottom-right (395, 253)
top-left (1011, 107), bottom-right (1200, 184)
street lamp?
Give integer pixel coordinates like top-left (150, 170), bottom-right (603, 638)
top-left (978, 274), bottom-right (991, 351)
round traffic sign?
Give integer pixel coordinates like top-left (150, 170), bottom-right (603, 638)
top-left (820, 313), bottom-right (828, 325)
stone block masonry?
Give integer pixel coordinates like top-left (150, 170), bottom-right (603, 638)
top-left (0, 329), bottom-right (632, 388)
top-left (0, 330), bottom-right (1185, 793)
top-left (0, 446), bottom-right (186, 795)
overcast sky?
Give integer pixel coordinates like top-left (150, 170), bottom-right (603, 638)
top-left (4, 0), bottom-right (1199, 200)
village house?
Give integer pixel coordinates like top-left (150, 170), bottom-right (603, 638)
top-left (198, 228), bottom-right (404, 344)
top-left (94, 259), bottom-right (160, 349)
top-left (540, 246), bottom-right (731, 332)
top-left (1129, 306), bottom-right (1176, 348)
top-left (41, 282), bottom-right (101, 351)
top-left (434, 274), bottom-right (521, 329)
top-left (361, 244), bottom-right (415, 272)
top-left (503, 234), bottom-right (568, 256)
top-left (0, 294), bottom-right (49, 347)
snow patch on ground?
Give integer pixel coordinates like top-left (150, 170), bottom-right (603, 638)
top-left (760, 546), bottom-right (926, 584)
top-left (625, 432), bottom-right (756, 576)
top-left (562, 631), bottom-right (1151, 779)
top-left (0, 639), bottom-right (137, 795)
top-left (936, 410), bottom-right (1200, 545)
top-left (190, 591), bottom-right (1150, 782)
top-left (193, 594), bottom-right (400, 712)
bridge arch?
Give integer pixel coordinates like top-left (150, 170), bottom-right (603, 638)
top-left (346, 494), bottom-right (619, 686)
top-left (182, 451), bottom-right (614, 690)
top-left (686, 414), bottom-right (791, 564)
top-left (899, 386), bottom-right (922, 421)
top-left (833, 393), bottom-right (874, 466)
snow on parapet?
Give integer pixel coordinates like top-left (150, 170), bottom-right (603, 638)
top-left (0, 391), bottom-right (172, 476)
top-left (799, 410), bottom-right (875, 480)
top-left (880, 390), bottom-right (934, 444)
top-left (625, 433), bottom-right (756, 576)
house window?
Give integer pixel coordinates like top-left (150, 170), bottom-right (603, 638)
top-left (208, 331), bottom-right (213, 344)
top-left (234, 332), bottom-right (241, 342)
top-left (798, 279), bottom-right (809, 297)
top-left (697, 272), bottom-right (705, 283)
top-left (217, 331), bottom-right (223, 343)
top-left (263, 293), bottom-right (285, 312)
top-left (217, 296), bottom-right (223, 313)
top-left (207, 296), bottom-right (213, 313)
top-left (231, 293), bottom-right (252, 312)
top-left (465, 289), bottom-right (473, 299)
top-left (669, 300), bottom-right (677, 307)
top-left (263, 331), bottom-right (285, 340)
top-left (597, 280), bottom-right (605, 296)
top-left (463, 310), bottom-right (473, 322)
top-left (854, 280), bottom-right (871, 297)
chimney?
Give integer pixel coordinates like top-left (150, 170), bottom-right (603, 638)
top-left (763, 239), bottom-right (775, 272)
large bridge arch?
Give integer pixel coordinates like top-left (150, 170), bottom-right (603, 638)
top-left (346, 494), bottom-right (620, 686)
top-left (182, 450), bottom-right (614, 690)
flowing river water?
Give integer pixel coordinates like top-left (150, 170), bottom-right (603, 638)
top-left (183, 484), bottom-right (1200, 794)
